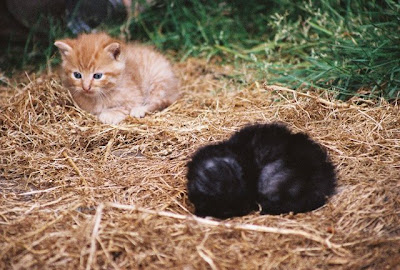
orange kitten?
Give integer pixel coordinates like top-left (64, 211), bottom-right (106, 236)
top-left (54, 33), bottom-right (179, 124)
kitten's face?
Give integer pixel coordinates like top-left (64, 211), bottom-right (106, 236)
top-left (55, 33), bottom-right (125, 98)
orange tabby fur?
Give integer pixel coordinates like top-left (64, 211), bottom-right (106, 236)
top-left (54, 33), bottom-right (179, 124)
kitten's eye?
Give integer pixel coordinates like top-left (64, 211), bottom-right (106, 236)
top-left (93, 73), bottom-right (103, 79)
top-left (73, 72), bottom-right (82, 79)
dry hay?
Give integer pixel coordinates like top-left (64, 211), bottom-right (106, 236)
top-left (0, 58), bottom-right (399, 270)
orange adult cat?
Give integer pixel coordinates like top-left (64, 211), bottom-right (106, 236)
top-left (54, 32), bottom-right (179, 124)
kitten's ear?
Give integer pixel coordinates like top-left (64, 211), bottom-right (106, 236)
top-left (54, 40), bottom-right (74, 57)
top-left (104, 42), bottom-right (121, 60)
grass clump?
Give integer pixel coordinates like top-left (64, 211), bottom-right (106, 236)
top-left (261, 0), bottom-right (400, 100)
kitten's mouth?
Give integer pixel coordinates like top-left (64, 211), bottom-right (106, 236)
top-left (81, 90), bottom-right (97, 96)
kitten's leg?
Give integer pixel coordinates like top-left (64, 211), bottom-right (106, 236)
top-left (145, 99), bottom-right (172, 113)
top-left (129, 105), bottom-right (148, 118)
top-left (129, 96), bottom-right (172, 118)
top-left (130, 99), bottom-right (172, 118)
top-left (98, 108), bottom-right (128, 124)
top-left (130, 79), bottom-right (179, 118)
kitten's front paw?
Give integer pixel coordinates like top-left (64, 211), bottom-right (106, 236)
top-left (98, 110), bottom-right (127, 124)
top-left (130, 106), bottom-right (148, 118)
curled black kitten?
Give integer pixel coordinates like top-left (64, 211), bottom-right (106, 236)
top-left (186, 122), bottom-right (337, 218)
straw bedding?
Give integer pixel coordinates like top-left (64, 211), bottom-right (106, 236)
top-left (0, 58), bottom-right (399, 269)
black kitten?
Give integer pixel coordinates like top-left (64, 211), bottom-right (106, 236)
top-left (186, 123), bottom-right (337, 218)
top-left (186, 143), bottom-right (258, 219)
top-left (230, 123), bottom-right (337, 215)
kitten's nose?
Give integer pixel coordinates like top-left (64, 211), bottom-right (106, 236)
top-left (83, 85), bottom-right (91, 92)
top-left (82, 81), bottom-right (92, 92)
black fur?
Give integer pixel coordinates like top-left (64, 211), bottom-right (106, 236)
top-left (186, 123), bottom-right (337, 218)
top-left (231, 123), bottom-right (337, 215)
top-left (186, 143), bottom-right (258, 219)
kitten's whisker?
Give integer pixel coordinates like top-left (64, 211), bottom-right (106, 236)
top-left (99, 90), bottom-right (110, 104)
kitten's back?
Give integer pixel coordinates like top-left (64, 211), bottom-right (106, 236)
top-left (253, 126), bottom-right (337, 214)
top-left (123, 43), bottom-right (180, 106)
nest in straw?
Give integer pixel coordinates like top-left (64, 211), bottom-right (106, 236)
top-left (1, 59), bottom-right (399, 269)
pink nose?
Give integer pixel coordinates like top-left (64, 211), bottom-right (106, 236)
top-left (82, 85), bottom-right (91, 92)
